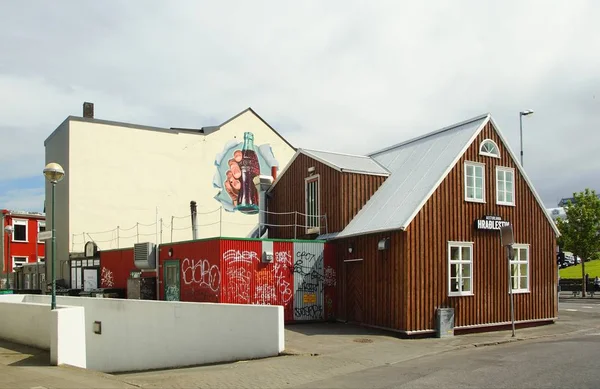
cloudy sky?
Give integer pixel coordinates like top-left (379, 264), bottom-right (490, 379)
top-left (0, 0), bottom-right (598, 212)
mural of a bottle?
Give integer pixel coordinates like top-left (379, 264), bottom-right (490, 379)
top-left (236, 132), bottom-right (260, 214)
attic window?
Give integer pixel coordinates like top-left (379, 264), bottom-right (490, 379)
top-left (479, 139), bottom-right (500, 158)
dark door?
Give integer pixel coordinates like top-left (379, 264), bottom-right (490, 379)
top-left (345, 260), bottom-right (364, 323)
top-left (163, 260), bottom-right (180, 301)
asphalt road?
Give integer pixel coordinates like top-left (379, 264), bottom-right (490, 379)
top-left (293, 334), bottom-right (600, 389)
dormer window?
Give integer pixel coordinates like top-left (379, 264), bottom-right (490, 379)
top-left (479, 139), bottom-right (500, 158)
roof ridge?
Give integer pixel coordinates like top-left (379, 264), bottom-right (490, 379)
top-left (368, 113), bottom-right (491, 156)
top-left (301, 148), bottom-right (371, 159)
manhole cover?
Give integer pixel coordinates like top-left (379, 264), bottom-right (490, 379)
top-left (353, 338), bottom-right (373, 343)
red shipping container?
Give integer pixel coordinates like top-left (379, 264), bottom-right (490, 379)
top-left (99, 248), bottom-right (135, 290)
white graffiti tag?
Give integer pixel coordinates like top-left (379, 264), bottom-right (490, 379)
top-left (254, 284), bottom-right (277, 305)
top-left (222, 250), bottom-right (259, 264)
top-left (225, 267), bottom-right (252, 302)
top-left (324, 266), bottom-right (337, 287)
top-left (275, 251), bottom-right (292, 266)
top-left (181, 258), bottom-right (221, 292)
top-left (101, 267), bottom-right (114, 288)
top-left (274, 250), bottom-right (293, 304)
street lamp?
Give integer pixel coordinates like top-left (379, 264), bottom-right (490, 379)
top-left (519, 110), bottom-right (534, 167)
top-left (43, 162), bottom-right (65, 310)
top-left (4, 225), bottom-right (13, 290)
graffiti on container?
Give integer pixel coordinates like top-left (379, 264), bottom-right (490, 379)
top-left (225, 267), bottom-right (252, 302)
top-left (101, 267), bottom-right (114, 288)
top-left (181, 258), bottom-right (221, 292)
top-left (294, 305), bottom-right (323, 320)
top-left (326, 295), bottom-right (334, 319)
top-left (274, 250), bottom-right (293, 304)
top-left (324, 266), bottom-right (336, 287)
top-left (275, 251), bottom-right (292, 266)
top-left (254, 284), bottom-right (277, 305)
top-left (293, 251), bottom-right (325, 282)
top-left (298, 281), bottom-right (319, 293)
top-left (223, 250), bottom-right (259, 264)
top-left (165, 285), bottom-right (179, 301)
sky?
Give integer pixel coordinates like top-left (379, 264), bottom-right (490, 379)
top-left (0, 0), bottom-right (598, 212)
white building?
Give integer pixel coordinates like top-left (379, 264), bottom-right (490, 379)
top-left (44, 103), bottom-right (296, 283)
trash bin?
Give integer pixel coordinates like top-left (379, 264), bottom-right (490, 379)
top-left (436, 307), bottom-right (455, 338)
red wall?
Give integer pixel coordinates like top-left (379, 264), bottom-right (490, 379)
top-left (2, 212), bottom-right (46, 272)
top-left (99, 248), bottom-right (135, 290)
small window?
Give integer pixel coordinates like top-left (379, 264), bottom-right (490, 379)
top-left (496, 167), bottom-right (515, 206)
top-left (12, 256), bottom-right (28, 271)
top-left (305, 175), bottom-right (320, 233)
top-left (12, 219), bottom-right (27, 242)
top-left (448, 242), bottom-right (474, 296)
top-left (479, 139), bottom-right (500, 158)
top-left (464, 162), bottom-right (485, 203)
top-left (37, 221), bottom-right (46, 243)
top-left (510, 244), bottom-right (529, 293)
top-left (38, 257), bottom-right (45, 263)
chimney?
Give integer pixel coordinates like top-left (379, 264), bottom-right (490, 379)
top-left (83, 102), bottom-right (94, 118)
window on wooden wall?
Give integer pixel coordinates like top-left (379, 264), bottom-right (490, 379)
top-left (479, 139), bottom-right (500, 158)
top-left (496, 166), bottom-right (515, 206)
top-left (464, 162), bottom-right (485, 203)
top-left (12, 219), bottom-right (28, 242)
top-left (510, 244), bottom-right (529, 293)
top-left (305, 175), bottom-right (320, 233)
top-left (448, 241), bottom-right (474, 296)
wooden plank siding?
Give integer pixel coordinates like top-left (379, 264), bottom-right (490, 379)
top-left (404, 121), bottom-right (557, 332)
top-left (267, 153), bottom-right (386, 239)
top-left (335, 231), bottom-right (406, 331)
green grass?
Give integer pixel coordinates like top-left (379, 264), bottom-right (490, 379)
top-left (560, 259), bottom-right (600, 279)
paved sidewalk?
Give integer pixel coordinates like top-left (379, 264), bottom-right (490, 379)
top-left (1, 306), bottom-right (598, 389)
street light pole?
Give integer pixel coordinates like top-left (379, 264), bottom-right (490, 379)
top-left (43, 162), bottom-right (65, 311)
top-left (519, 110), bottom-right (534, 167)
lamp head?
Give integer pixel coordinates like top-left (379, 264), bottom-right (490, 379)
top-left (43, 162), bottom-right (65, 183)
top-left (4, 225), bottom-right (13, 235)
top-left (520, 110), bottom-right (534, 116)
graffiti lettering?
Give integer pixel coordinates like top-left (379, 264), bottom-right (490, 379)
top-left (254, 284), bottom-right (277, 305)
top-left (274, 251), bottom-right (293, 304)
top-left (294, 305), bottom-right (323, 320)
top-left (223, 250), bottom-right (259, 264)
top-left (181, 258), bottom-right (221, 292)
top-left (324, 266), bottom-right (336, 287)
top-left (225, 267), bottom-right (252, 302)
top-left (101, 267), bottom-right (114, 288)
top-left (275, 251), bottom-right (292, 266)
top-left (165, 285), bottom-right (179, 301)
top-left (298, 281), bottom-right (319, 293)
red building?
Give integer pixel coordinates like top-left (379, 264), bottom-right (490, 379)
top-left (1, 210), bottom-right (46, 281)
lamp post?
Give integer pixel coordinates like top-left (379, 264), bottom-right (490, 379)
top-left (4, 225), bottom-right (13, 290)
top-left (519, 110), bottom-right (534, 167)
top-left (43, 162), bottom-right (65, 310)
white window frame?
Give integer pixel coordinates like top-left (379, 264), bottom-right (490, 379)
top-left (37, 221), bottom-right (46, 244)
top-left (448, 241), bottom-right (474, 297)
top-left (305, 175), bottom-right (321, 234)
top-left (479, 139), bottom-right (501, 158)
top-left (510, 244), bottom-right (530, 293)
top-left (464, 161), bottom-right (485, 203)
top-left (38, 256), bottom-right (45, 263)
top-left (496, 166), bottom-right (515, 206)
top-left (12, 219), bottom-right (28, 243)
top-left (11, 256), bottom-right (28, 271)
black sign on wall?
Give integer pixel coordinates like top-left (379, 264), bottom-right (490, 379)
top-left (475, 215), bottom-right (510, 230)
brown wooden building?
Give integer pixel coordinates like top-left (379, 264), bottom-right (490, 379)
top-left (267, 113), bottom-right (560, 335)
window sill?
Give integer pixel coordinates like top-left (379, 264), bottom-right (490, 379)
top-left (497, 202), bottom-right (516, 207)
top-left (12, 240), bottom-right (28, 243)
top-left (449, 292), bottom-right (474, 297)
top-left (509, 290), bottom-right (530, 294)
top-left (480, 153), bottom-right (500, 159)
top-left (465, 199), bottom-right (486, 204)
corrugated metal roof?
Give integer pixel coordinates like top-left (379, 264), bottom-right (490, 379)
top-left (301, 149), bottom-right (390, 176)
top-left (336, 114), bottom-right (490, 239)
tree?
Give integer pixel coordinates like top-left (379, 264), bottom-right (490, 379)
top-left (556, 188), bottom-right (600, 297)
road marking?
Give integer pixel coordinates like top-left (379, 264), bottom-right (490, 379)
top-left (565, 309), bottom-right (578, 312)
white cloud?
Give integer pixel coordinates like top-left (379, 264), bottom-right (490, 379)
top-left (0, 0), bottom-right (599, 206)
top-left (0, 187), bottom-right (44, 212)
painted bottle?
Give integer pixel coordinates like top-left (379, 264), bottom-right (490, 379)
top-left (236, 132), bottom-right (260, 214)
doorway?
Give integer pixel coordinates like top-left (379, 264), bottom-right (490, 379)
top-left (163, 260), bottom-right (180, 301)
top-left (345, 259), bottom-right (364, 323)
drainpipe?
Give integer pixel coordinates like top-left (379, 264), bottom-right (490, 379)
top-left (254, 175), bottom-right (274, 239)
top-left (190, 201), bottom-right (198, 240)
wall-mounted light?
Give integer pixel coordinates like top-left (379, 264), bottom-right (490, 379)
top-left (168, 248), bottom-right (173, 258)
top-left (348, 246), bottom-right (353, 254)
top-left (378, 238), bottom-right (389, 251)
top-left (308, 166), bottom-right (316, 175)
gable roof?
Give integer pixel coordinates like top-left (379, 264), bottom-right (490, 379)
top-left (302, 149), bottom-right (390, 176)
top-left (334, 113), bottom-right (560, 239)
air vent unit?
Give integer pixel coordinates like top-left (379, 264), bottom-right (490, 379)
top-left (134, 242), bottom-right (156, 270)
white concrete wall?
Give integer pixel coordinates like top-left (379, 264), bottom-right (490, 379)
top-left (51, 306), bottom-right (86, 368)
top-left (44, 118), bottom-right (70, 283)
top-left (0, 296), bottom-right (52, 350)
top-left (45, 110), bottom-right (295, 266)
top-left (23, 295), bottom-right (284, 373)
